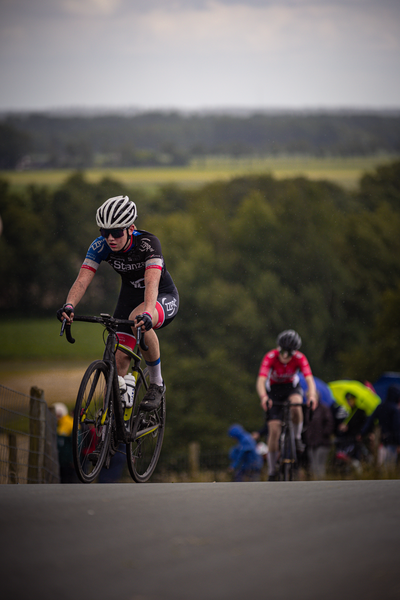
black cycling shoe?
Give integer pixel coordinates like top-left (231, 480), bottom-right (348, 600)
top-left (139, 383), bottom-right (165, 412)
top-left (268, 474), bottom-right (278, 481)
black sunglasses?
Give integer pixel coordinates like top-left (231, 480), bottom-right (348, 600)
top-left (100, 227), bottom-right (126, 239)
top-left (279, 349), bottom-right (293, 356)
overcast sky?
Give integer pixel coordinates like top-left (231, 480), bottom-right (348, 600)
top-left (1, 0), bottom-right (400, 113)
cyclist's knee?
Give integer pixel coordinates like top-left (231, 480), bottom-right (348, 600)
top-left (128, 305), bottom-right (162, 330)
top-left (289, 393), bottom-right (302, 404)
top-left (289, 395), bottom-right (303, 423)
top-left (128, 305), bottom-right (145, 322)
top-left (290, 406), bottom-right (303, 424)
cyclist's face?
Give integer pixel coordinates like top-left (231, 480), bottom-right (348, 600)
top-left (104, 225), bottom-right (134, 251)
top-left (278, 349), bottom-right (293, 364)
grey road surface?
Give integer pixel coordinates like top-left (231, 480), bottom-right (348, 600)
top-left (1, 481), bottom-right (399, 600)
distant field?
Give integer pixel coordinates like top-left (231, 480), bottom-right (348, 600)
top-left (1, 154), bottom-right (399, 192)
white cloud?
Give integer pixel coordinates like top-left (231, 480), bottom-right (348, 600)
top-left (0, 0), bottom-right (399, 111)
top-left (2, 1), bottom-right (400, 54)
top-left (60, 0), bottom-right (123, 17)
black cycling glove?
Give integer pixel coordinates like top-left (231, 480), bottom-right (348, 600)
top-left (56, 303), bottom-right (74, 322)
top-left (136, 312), bottom-right (153, 331)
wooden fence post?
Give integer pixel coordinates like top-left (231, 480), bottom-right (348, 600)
top-left (189, 441), bottom-right (200, 480)
top-left (27, 387), bottom-right (46, 483)
top-left (8, 433), bottom-right (18, 484)
top-left (43, 411), bottom-right (60, 484)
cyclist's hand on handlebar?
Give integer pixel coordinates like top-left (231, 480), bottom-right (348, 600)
top-left (307, 395), bottom-right (318, 409)
top-left (261, 396), bottom-right (271, 412)
top-left (135, 312), bottom-right (153, 332)
top-left (56, 303), bottom-right (74, 323)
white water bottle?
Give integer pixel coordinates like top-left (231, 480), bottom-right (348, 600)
top-left (118, 375), bottom-right (128, 406)
top-left (123, 373), bottom-right (136, 408)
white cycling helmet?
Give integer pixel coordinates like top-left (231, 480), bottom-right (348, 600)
top-left (96, 196), bottom-right (137, 229)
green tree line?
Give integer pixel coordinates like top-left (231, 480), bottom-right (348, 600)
top-left (1, 161), bottom-right (399, 454)
top-left (2, 110), bottom-right (400, 169)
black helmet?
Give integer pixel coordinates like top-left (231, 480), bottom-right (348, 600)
top-left (276, 330), bottom-right (302, 352)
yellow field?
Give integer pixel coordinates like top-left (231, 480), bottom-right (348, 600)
top-left (1, 154), bottom-right (399, 192)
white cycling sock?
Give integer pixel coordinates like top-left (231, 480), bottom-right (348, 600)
top-left (267, 451), bottom-right (278, 476)
top-left (145, 357), bottom-right (163, 386)
top-left (292, 421), bottom-right (303, 440)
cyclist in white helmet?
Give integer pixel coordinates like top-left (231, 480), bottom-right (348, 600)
top-left (57, 195), bottom-right (179, 410)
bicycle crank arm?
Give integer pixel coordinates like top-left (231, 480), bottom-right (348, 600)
top-left (129, 424), bottom-right (160, 442)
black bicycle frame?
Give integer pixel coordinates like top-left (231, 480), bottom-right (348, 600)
top-left (63, 314), bottom-right (148, 445)
top-left (272, 400), bottom-right (303, 476)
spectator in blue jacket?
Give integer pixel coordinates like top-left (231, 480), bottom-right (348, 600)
top-left (361, 384), bottom-right (400, 467)
top-left (228, 424), bottom-right (264, 482)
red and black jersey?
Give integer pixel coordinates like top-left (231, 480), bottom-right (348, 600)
top-left (258, 349), bottom-right (313, 389)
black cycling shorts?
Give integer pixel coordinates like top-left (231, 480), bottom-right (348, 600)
top-left (267, 383), bottom-right (304, 422)
top-left (113, 284), bottom-right (179, 337)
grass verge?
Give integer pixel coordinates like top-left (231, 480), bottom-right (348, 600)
top-left (0, 318), bottom-right (105, 360)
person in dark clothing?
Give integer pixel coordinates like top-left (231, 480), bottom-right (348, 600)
top-left (338, 393), bottom-right (367, 437)
top-left (336, 392), bottom-right (367, 463)
top-left (361, 384), bottom-right (400, 467)
top-left (304, 399), bottom-right (334, 479)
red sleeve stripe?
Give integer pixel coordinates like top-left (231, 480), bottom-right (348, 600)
top-left (81, 264), bottom-right (97, 273)
top-left (145, 265), bottom-right (163, 271)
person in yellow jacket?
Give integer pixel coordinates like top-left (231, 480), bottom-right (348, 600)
top-left (52, 403), bottom-right (76, 482)
top-left (53, 402), bottom-right (73, 436)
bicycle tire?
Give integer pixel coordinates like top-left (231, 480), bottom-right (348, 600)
top-left (277, 427), bottom-right (291, 481)
top-left (72, 360), bottom-right (112, 483)
top-left (283, 458), bottom-right (293, 481)
top-left (277, 429), bottom-right (285, 481)
top-left (285, 424), bottom-right (298, 481)
top-left (285, 428), bottom-right (292, 481)
top-left (126, 368), bottom-right (166, 483)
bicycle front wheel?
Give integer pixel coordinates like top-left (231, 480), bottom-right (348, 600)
top-left (126, 368), bottom-right (166, 483)
top-left (72, 360), bottom-right (112, 483)
top-left (282, 426), bottom-right (297, 481)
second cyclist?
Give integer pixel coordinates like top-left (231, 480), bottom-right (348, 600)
top-left (256, 330), bottom-right (317, 481)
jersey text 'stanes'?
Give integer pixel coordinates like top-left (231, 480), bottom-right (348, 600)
top-left (81, 230), bottom-right (175, 301)
top-left (258, 349), bottom-right (313, 389)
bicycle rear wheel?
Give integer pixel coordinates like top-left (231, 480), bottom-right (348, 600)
top-left (126, 368), bottom-right (166, 483)
top-left (72, 360), bottom-right (112, 483)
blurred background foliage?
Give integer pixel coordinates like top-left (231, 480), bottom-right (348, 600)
top-left (2, 111), bottom-right (400, 169)
top-left (1, 159), bottom-right (400, 454)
